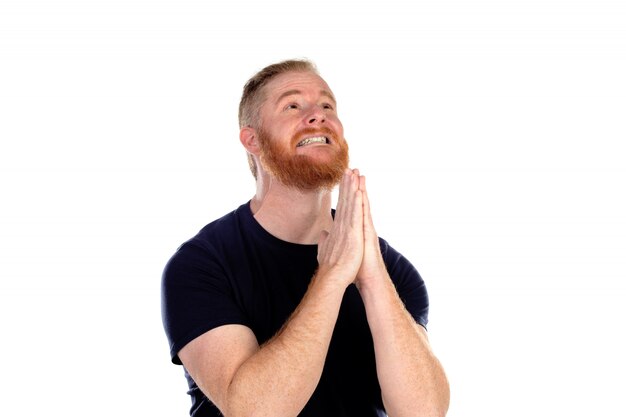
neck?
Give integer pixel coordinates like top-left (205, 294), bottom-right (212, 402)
top-left (250, 176), bottom-right (334, 245)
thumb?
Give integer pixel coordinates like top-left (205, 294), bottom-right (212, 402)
top-left (318, 230), bottom-right (330, 246)
top-left (316, 230), bottom-right (330, 263)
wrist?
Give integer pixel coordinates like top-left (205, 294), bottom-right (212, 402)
top-left (313, 265), bottom-right (356, 292)
top-left (356, 269), bottom-right (393, 297)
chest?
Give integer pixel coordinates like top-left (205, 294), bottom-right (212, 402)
top-left (224, 244), bottom-right (371, 346)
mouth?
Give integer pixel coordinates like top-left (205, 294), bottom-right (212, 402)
top-left (296, 136), bottom-right (330, 147)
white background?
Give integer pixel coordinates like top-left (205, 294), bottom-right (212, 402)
top-left (1, 0), bottom-right (625, 415)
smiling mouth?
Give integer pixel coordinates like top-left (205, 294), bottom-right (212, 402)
top-left (296, 136), bottom-right (330, 147)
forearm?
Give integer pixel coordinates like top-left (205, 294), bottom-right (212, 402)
top-left (225, 271), bottom-right (347, 417)
top-left (360, 276), bottom-right (450, 417)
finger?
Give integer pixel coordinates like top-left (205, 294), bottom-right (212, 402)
top-left (358, 175), bottom-right (372, 229)
top-left (351, 189), bottom-right (364, 228)
top-left (318, 229), bottom-right (330, 246)
top-left (346, 170), bottom-right (363, 227)
top-left (337, 169), bottom-right (360, 223)
top-left (316, 230), bottom-right (330, 263)
top-left (334, 170), bottom-right (353, 220)
top-left (362, 184), bottom-right (376, 237)
top-left (359, 174), bottom-right (366, 192)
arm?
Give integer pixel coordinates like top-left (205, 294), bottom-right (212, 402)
top-left (179, 272), bottom-right (346, 417)
top-left (356, 176), bottom-right (450, 417)
top-left (178, 170), bottom-right (365, 417)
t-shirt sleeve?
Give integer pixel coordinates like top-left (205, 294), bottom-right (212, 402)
top-left (161, 240), bottom-right (250, 365)
top-left (380, 238), bottom-right (430, 329)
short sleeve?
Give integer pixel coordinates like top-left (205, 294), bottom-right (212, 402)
top-left (380, 238), bottom-right (429, 329)
top-left (161, 240), bottom-right (250, 364)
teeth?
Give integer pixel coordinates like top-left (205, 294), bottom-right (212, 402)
top-left (297, 136), bottom-right (328, 147)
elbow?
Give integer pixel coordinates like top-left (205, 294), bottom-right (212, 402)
top-left (388, 378), bottom-right (450, 417)
top-left (420, 397), bottom-right (450, 417)
top-left (383, 389), bottom-right (450, 417)
top-left (433, 400), bottom-right (450, 417)
top-left (431, 371), bottom-right (451, 417)
top-left (423, 360), bottom-right (450, 417)
top-left (416, 400), bottom-right (450, 417)
top-left (435, 377), bottom-right (451, 417)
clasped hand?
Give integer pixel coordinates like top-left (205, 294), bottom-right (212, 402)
top-left (317, 169), bottom-right (387, 290)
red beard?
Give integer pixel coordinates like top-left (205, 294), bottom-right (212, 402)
top-left (257, 126), bottom-right (349, 191)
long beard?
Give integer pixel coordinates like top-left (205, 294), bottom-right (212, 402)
top-left (257, 126), bottom-right (349, 191)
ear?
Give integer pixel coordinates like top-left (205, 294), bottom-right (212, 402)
top-left (240, 126), bottom-right (260, 155)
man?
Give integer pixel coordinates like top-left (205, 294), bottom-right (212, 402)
top-left (161, 59), bottom-right (450, 417)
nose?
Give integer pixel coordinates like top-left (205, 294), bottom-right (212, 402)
top-left (306, 106), bottom-right (326, 125)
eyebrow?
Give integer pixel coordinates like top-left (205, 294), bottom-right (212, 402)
top-left (275, 89), bottom-right (337, 105)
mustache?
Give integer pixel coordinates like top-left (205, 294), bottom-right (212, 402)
top-left (291, 127), bottom-right (341, 146)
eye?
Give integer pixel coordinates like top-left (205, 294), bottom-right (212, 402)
top-left (284, 103), bottom-right (299, 110)
top-left (322, 103), bottom-right (334, 110)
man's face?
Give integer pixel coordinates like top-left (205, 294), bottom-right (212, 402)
top-left (255, 71), bottom-right (349, 191)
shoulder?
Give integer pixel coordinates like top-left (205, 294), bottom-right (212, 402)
top-left (194, 203), bottom-right (251, 249)
top-left (378, 236), bottom-right (424, 283)
top-left (161, 203), bottom-right (255, 363)
top-left (171, 203), bottom-right (250, 257)
top-left (378, 236), bottom-right (429, 327)
top-left (162, 202), bottom-right (252, 285)
top-left (378, 237), bottom-right (411, 270)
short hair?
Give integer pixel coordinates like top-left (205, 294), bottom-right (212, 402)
top-left (239, 59), bottom-right (319, 179)
top-left (239, 59), bottom-right (319, 129)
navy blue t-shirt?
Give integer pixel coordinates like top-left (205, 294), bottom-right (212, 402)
top-left (161, 202), bottom-right (429, 417)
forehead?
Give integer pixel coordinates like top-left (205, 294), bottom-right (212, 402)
top-left (263, 71), bottom-right (334, 102)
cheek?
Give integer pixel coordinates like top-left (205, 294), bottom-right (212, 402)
top-left (331, 118), bottom-right (344, 136)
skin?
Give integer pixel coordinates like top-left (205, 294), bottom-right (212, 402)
top-left (178, 71), bottom-right (450, 417)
